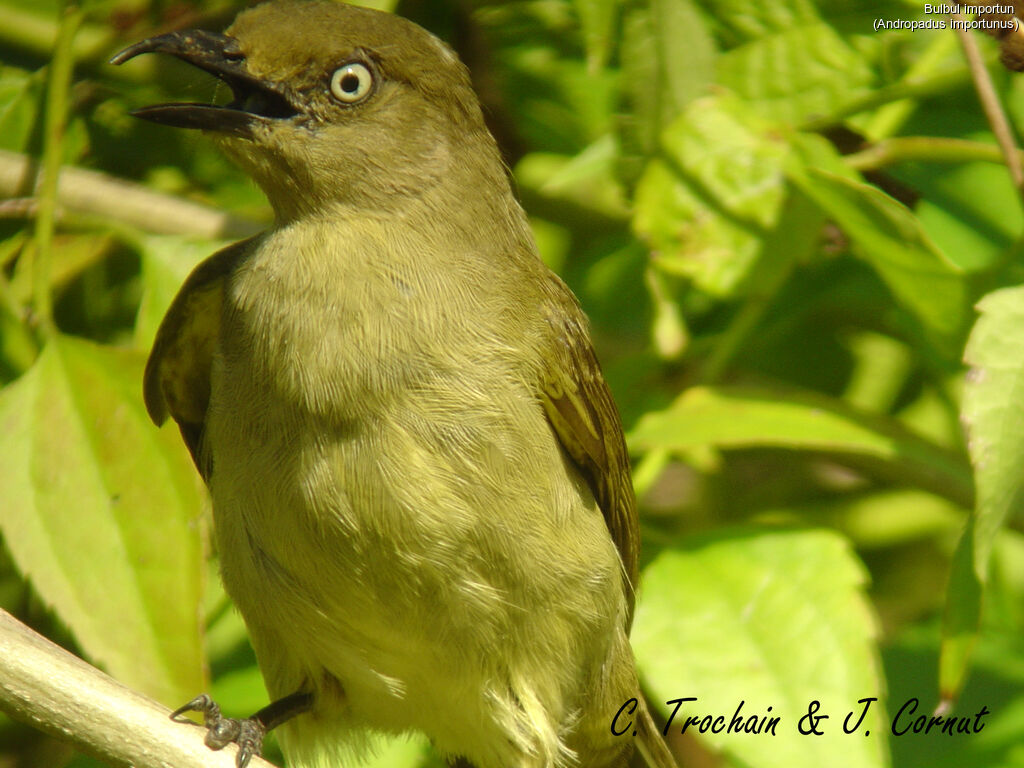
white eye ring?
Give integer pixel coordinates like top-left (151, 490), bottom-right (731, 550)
top-left (330, 62), bottom-right (373, 103)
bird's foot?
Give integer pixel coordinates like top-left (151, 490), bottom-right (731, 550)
top-left (171, 694), bottom-right (265, 768)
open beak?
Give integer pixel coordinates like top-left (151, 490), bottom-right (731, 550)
top-left (111, 29), bottom-right (298, 136)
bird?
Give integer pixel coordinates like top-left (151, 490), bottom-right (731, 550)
top-left (112, 2), bottom-right (677, 768)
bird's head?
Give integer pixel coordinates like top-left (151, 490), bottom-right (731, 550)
top-left (113, 0), bottom-right (505, 221)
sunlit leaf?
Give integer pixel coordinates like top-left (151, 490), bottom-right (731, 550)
top-left (0, 334), bottom-right (205, 705)
top-left (134, 234), bottom-right (229, 350)
top-left (618, 0), bottom-right (715, 180)
top-left (629, 385), bottom-right (972, 507)
top-left (634, 529), bottom-right (889, 768)
top-left (633, 96), bottom-right (789, 296)
top-left (718, 22), bottom-right (875, 123)
top-left (941, 285), bottom-right (1024, 700)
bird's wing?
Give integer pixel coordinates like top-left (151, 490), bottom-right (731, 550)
top-left (143, 237), bottom-right (255, 481)
top-left (537, 274), bottom-right (639, 624)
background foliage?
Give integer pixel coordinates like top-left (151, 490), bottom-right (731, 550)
top-left (1, 0), bottom-right (1023, 767)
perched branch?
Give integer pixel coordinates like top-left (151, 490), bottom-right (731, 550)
top-left (0, 149), bottom-right (261, 240)
top-left (0, 609), bottom-right (276, 768)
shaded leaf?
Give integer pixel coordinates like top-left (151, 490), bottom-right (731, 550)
top-left (786, 164), bottom-right (970, 354)
top-left (516, 135), bottom-right (629, 219)
top-left (895, 158), bottom-right (1021, 272)
top-left (0, 292), bottom-right (36, 379)
top-left (0, 66), bottom-right (44, 153)
top-left (9, 233), bottom-right (115, 305)
top-left (775, 489), bottom-right (965, 550)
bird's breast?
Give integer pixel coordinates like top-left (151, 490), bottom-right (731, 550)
top-left (220, 218), bottom-right (526, 423)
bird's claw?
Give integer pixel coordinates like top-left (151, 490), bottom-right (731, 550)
top-left (171, 693), bottom-right (266, 768)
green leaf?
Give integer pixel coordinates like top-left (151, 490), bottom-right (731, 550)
top-left (349, 0), bottom-right (399, 11)
top-left (0, 286), bottom-right (36, 379)
top-left (356, 733), bottom-right (434, 768)
top-left (134, 234), bottom-right (229, 350)
top-left (210, 663), bottom-right (269, 719)
top-left (8, 234), bottom-right (115, 306)
top-left (633, 95), bottom-right (789, 296)
top-left (893, 140), bottom-right (1023, 272)
top-left (516, 135), bottom-right (629, 219)
top-left (940, 520), bottom-right (984, 703)
top-left (778, 489), bottom-right (965, 549)
top-left (0, 66), bottom-right (44, 153)
top-left (717, 22), bottom-right (875, 124)
top-left (574, 0), bottom-right (617, 72)
top-left (488, 21), bottom-right (620, 154)
top-left (633, 529), bottom-right (890, 768)
top-left (646, 0), bottom-right (715, 112)
top-left (700, 186), bottom-right (826, 382)
top-left (886, 599), bottom-right (1024, 768)
top-left (0, 334), bottom-right (205, 705)
top-left (786, 164), bottom-right (970, 353)
top-left (645, 265), bottom-right (689, 360)
top-left (618, 0), bottom-right (715, 179)
top-left (629, 385), bottom-right (972, 507)
top-left (694, 0), bottom-right (820, 41)
top-left (941, 285), bottom-right (1024, 699)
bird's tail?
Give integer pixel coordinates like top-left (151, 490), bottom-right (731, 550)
top-left (634, 697), bottom-right (678, 768)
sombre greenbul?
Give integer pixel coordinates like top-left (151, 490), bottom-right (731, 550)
top-left (112, 2), bottom-right (678, 767)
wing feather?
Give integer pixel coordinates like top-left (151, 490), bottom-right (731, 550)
top-left (538, 276), bottom-right (639, 624)
top-left (143, 238), bottom-right (254, 480)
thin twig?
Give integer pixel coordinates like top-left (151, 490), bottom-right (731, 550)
top-left (0, 198), bottom-right (39, 218)
top-left (954, 16), bottom-right (1024, 208)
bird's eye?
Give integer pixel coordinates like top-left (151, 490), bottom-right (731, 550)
top-left (329, 62), bottom-right (374, 104)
